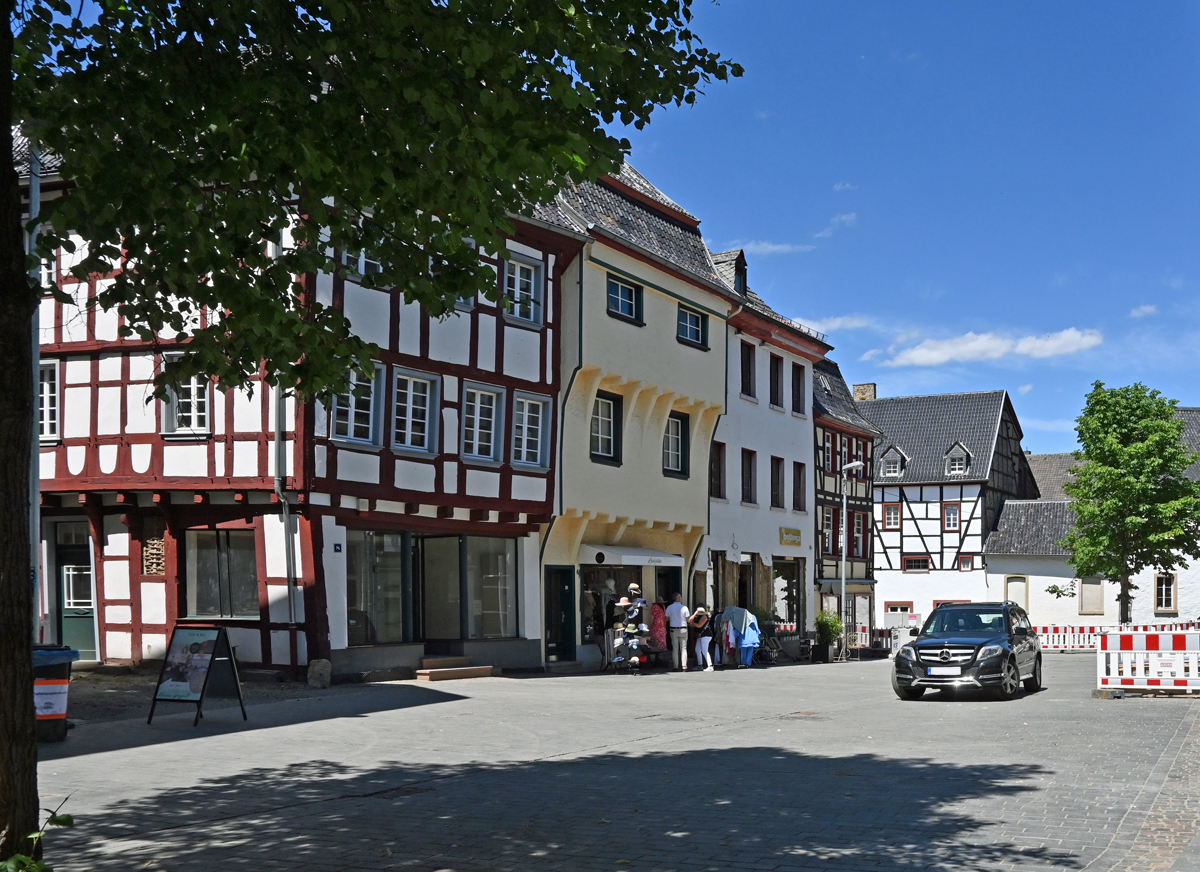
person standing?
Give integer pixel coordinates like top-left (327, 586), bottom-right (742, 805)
top-left (665, 593), bottom-right (690, 672)
top-left (689, 607), bottom-right (714, 671)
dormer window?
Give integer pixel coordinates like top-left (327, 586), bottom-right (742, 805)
top-left (884, 456), bottom-right (900, 476)
top-left (948, 455), bottom-right (966, 475)
top-left (817, 374), bottom-right (832, 394)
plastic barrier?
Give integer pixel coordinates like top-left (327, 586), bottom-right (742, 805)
top-left (1097, 632), bottom-right (1200, 690)
top-left (1037, 623), bottom-right (1200, 651)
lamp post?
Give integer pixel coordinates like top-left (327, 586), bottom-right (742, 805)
top-left (840, 460), bottom-right (865, 653)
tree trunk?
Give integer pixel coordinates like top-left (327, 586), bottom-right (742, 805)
top-left (1119, 573), bottom-right (1133, 625)
top-left (0, 5), bottom-right (42, 858)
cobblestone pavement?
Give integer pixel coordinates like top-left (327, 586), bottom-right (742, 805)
top-left (38, 656), bottom-right (1200, 871)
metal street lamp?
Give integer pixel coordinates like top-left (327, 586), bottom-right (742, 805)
top-left (840, 460), bottom-right (865, 654)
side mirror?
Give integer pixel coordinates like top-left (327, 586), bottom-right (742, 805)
top-left (908, 628), bottom-right (919, 637)
top-left (1013, 626), bottom-right (1028, 636)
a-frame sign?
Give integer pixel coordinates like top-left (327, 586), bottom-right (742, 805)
top-left (148, 625), bottom-right (247, 726)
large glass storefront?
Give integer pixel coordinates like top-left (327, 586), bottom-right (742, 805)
top-left (579, 566), bottom-right (640, 644)
top-left (346, 530), bottom-right (518, 646)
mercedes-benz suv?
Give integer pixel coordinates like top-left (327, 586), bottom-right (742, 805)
top-left (892, 601), bottom-right (1042, 700)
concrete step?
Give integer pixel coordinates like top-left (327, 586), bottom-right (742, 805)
top-left (415, 665), bottom-right (496, 682)
top-left (545, 660), bottom-right (585, 674)
top-left (420, 656), bottom-right (471, 670)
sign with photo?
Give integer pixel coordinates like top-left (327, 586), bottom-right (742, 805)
top-left (149, 626), bottom-right (246, 726)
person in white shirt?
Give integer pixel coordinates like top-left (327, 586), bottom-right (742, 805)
top-left (665, 594), bottom-right (691, 672)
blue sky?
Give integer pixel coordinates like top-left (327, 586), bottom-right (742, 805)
top-left (614, 2), bottom-right (1200, 453)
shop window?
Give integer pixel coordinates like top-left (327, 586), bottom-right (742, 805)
top-left (772, 559), bottom-right (802, 624)
top-left (466, 537), bottom-right (517, 639)
top-left (185, 529), bottom-right (259, 619)
top-left (422, 536), bottom-right (462, 639)
top-left (903, 556), bottom-right (930, 573)
top-left (345, 530), bottom-right (408, 645)
top-left (580, 566), bottom-right (641, 643)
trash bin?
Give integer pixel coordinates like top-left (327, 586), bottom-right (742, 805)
top-left (33, 646), bottom-right (80, 743)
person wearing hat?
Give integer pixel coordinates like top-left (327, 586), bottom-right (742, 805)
top-left (665, 593), bottom-right (691, 672)
top-left (689, 607), bottom-right (714, 671)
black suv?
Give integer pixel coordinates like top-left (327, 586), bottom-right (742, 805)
top-left (892, 601), bottom-right (1042, 700)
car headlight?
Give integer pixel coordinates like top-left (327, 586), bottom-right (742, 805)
top-left (978, 645), bottom-right (1004, 660)
top-left (898, 646), bottom-right (916, 661)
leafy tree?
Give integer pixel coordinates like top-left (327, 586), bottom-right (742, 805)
top-left (1058, 382), bottom-right (1200, 623)
top-left (1, 0), bottom-right (741, 858)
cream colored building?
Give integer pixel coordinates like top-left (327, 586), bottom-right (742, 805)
top-left (536, 165), bottom-right (737, 668)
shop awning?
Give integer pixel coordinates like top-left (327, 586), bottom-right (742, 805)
top-left (579, 544), bottom-right (685, 567)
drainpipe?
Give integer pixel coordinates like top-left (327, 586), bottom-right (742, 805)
top-left (27, 145), bottom-right (41, 643)
top-left (274, 386), bottom-right (298, 668)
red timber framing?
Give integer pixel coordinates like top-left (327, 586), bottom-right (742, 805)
top-left (34, 215), bottom-right (584, 669)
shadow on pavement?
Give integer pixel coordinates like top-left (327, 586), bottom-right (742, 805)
top-left (38, 683), bottom-right (465, 761)
top-left (48, 746), bottom-right (1082, 872)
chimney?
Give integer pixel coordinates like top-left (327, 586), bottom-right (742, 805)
top-left (853, 383), bottom-right (877, 401)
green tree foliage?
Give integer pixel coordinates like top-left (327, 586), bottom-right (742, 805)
top-left (1, 1), bottom-right (741, 860)
top-left (17, 0), bottom-right (740, 396)
top-left (1059, 382), bottom-right (1200, 623)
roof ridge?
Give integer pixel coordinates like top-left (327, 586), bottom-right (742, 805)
top-left (857, 389), bottom-right (1009, 402)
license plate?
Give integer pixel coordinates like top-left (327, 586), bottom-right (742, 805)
top-left (928, 666), bottom-right (961, 676)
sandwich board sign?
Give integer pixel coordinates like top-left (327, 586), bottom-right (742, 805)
top-left (148, 626), bottom-right (247, 726)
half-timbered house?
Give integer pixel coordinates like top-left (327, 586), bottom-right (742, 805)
top-left (857, 388), bottom-right (1039, 625)
top-left (28, 134), bottom-right (584, 673)
top-left (811, 362), bottom-right (881, 635)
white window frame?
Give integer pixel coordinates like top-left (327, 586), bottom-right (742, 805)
top-left (341, 249), bottom-right (382, 276)
top-left (821, 506), bottom-right (835, 555)
top-left (333, 365), bottom-right (382, 445)
top-left (38, 361), bottom-right (59, 441)
top-left (853, 512), bottom-right (865, 558)
top-left (947, 453), bottom-right (967, 475)
top-left (1156, 573), bottom-right (1176, 613)
top-left (512, 392), bottom-right (550, 467)
top-left (677, 305), bottom-right (706, 346)
top-left (883, 503), bottom-right (901, 530)
top-left (462, 384), bottom-right (503, 461)
top-left (505, 257), bottom-right (544, 324)
top-left (903, 556), bottom-right (931, 573)
top-left (884, 455), bottom-right (900, 476)
top-left (943, 502), bottom-right (961, 532)
top-left (606, 277), bottom-right (639, 321)
top-left (591, 395), bottom-right (617, 460)
top-left (161, 354), bottom-right (211, 436)
top-left (392, 368), bottom-right (438, 453)
top-left (823, 431), bottom-right (833, 473)
top-left (663, 415), bottom-right (684, 473)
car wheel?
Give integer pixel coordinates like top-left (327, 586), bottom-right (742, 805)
top-left (891, 671), bottom-right (925, 700)
top-left (994, 658), bottom-right (1021, 700)
top-left (1023, 656), bottom-right (1042, 692)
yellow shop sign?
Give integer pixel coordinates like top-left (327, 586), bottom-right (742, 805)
top-left (779, 527), bottom-right (803, 547)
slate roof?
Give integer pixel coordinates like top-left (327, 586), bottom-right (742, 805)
top-left (710, 249), bottom-right (741, 290)
top-left (13, 129), bottom-right (63, 176)
top-left (554, 163), bottom-right (725, 290)
top-left (985, 500), bottom-right (1074, 556)
top-left (1179, 408), bottom-right (1200, 482)
top-left (1026, 453), bottom-right (1076, 500)
top-left (857, 390), bottom-right (1009, 484)
top-left (813, 359), bottom-right (881, 435)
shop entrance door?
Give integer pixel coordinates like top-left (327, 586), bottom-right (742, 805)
top-left (56, 522), bottom-right (96, 660)
top-left (737, 559), bottom-right (755, 608)
top-left (655, 566), bottom-right (682, 604)
top-left (544, 567), bottom-right (576, 662)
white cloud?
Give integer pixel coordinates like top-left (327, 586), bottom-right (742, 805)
top-left (1022, 418), bottom-right (1076, 433)
top-left (1017, 384), bottom-right (1032, 395)
top-left (755, 110), bottom-right (770, 120)
top-left (799, 315), bottom-right (873, 333)
top-left (813, 213), bottom-right (857, 239)
top-left (1166, 276), bottom-right (1184, 290)
top-left (884, 327), bottom-right (1102, 367)
top-left (1130, 304), bottom-right (1157, 318)
top-left (859, 348), bottom-right (882, 361)
top-left (1013, 328), bottom-right (1103, 358)
top-left (833, 182), bottom-right (858, 191)
top-left (733, 240), bottom-right (816, 255)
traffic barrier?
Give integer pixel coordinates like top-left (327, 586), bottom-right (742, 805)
top-left (1036, 623), bottom-right (1200, 652)
top-left (1097, 632), bottom-right (1200, 690)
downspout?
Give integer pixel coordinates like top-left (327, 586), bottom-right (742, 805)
top-left (274, 387), bottom-right (298, 670)
top-left (703, 303), bottom-right (741, 605)
top-left (27, 146), bottom-right (41, 643)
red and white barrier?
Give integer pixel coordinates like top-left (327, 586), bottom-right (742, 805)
top-left (1097, 632), bottom-right (1200, 690)
top-left (1037, 623), bottom-right (1200, 652)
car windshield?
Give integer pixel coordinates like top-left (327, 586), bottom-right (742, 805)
top-left (922, 608), bottom-right (1008, 635)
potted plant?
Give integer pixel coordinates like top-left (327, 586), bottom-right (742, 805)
top-left (813, 611), bottom-right (843, 663)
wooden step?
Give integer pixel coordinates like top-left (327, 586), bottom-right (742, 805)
top-left (415, 665), bottom-right (495, 681)
top-left (419, 656), bottom-right (471, 670)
